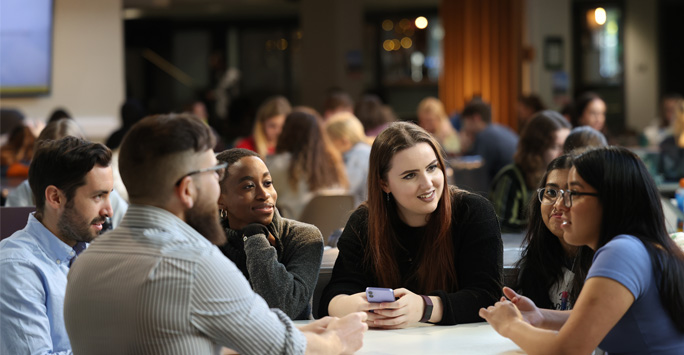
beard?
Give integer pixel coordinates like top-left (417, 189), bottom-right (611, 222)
top-left (186, 199), bottom-right (226, 246)
top-left (57, 204), bottom-right (106, 244)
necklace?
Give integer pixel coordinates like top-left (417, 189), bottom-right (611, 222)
top-left (559, 250), bottom-right (580, 310)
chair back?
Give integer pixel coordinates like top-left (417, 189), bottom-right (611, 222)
top-left (0, 206), bottom-right (35, 240)
top-left (298, 194), bottom-right (355, 243)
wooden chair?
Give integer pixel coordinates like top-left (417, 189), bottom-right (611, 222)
top-left (298, 193), bottom-right (355, 245)
top-left (0, 206), bottom-right (35, 240)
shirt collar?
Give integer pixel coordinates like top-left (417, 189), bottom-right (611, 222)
top-left (25, 213), bottom-right (78, 265)
top-left (119, 204), bottom-right (213, 247)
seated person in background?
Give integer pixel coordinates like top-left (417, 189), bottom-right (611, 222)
top-left (490, 111), bottom-right (570, 232)
top-left (323, 87), bottom-right (355, 121)
top-left (417, 97), bottom-right (461, 157)
top-left (570, 92), bottom-right (607, 135)
top-left (5, 118), bottom-right (128, 229)
top-left (460, 99), bottom-right (519, 187)
top-left (325, 112), bottom-right (372, 207)
top-left (0, 123), bottom-right (36, 178)
top-left (320, 122), bottom-right (502, 328)
top-left (235, 95), bottom-right (291, 158)
top-left (514, 155), bottom-right (593, 311)
top-left (266, 109), bottom-right (348, 220)
top-left (643, 93), bottom-right (682, 147)
top-left (562, 126), bottom-right (608, 155)
top-left (355, 94), bottom-right (397, 138)
top-left (216, 148), bottom-right (324, 320)
top-left (0, 108), bottom-right (26, 144)
top-left (659, 98), bottom-right (684, 182)
top-left (64, 114), bottom-right (367, 354)
top-left (516, 94), bottom-right (546, 132)
top-left (105, 98), bottom-right (146, 151)
top-left (0, 137), bottom-right (114, 355)
top-left (481, 147), bottom-right (684, 354)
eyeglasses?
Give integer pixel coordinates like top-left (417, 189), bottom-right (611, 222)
top-left (175, 162), bottom-right (228, 186)
top-left (536, 187), bottom-right (599, 208)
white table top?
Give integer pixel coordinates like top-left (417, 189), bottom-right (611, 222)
top-left (295, 321), bottom-right (524, 355)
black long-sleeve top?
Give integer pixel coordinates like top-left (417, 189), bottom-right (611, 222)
top-left (319, 189), bottom-right (503, 325)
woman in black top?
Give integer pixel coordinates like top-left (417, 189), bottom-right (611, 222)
top-left (320, 122), bottom-right (502, 327)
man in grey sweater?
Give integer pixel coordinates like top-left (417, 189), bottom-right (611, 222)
top-left (217, 148), bottom-right (324, 319)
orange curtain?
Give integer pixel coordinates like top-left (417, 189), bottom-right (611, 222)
top-left (440, 0), bottom-right (523, 130)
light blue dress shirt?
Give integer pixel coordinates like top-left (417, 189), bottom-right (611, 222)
top-left (0, 213), bottom-right (76, 355)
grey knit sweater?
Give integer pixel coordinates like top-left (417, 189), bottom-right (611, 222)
top-left (219, 209), bottom-right (324, 320)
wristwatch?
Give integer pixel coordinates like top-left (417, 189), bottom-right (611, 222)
top-left (419, 295), bottom-right (433, 323)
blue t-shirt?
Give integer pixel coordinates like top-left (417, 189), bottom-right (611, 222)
top-left (587, 234), bottom-right (684, 354)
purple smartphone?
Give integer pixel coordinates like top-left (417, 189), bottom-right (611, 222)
top-left (366, 287), bottom-right (395, 303)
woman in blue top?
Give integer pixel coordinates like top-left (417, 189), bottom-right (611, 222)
top-left (480, 146), bottom-right (684, 354)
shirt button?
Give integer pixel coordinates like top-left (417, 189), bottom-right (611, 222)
top-left (69, 251), bottom-right (75, 256)
top-left (56, 259), bottom-right (61, 265)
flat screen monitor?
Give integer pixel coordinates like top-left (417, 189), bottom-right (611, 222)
top-left (0, 0), bottom-right (54, 97)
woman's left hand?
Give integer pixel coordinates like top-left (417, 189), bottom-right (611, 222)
top-left (369, 288), bottom-right (424, 329)
top-left (478, 297), bottom-right (524, 337)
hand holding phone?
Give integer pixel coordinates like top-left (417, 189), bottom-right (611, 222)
top-left (365, 287), bottom-right (395, 303)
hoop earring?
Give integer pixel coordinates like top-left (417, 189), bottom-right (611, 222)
top-left (219, 209), bottom-right (227, 220)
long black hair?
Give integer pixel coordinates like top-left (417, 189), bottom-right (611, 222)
top-left (515, 154), bottom-right (594, 309)
top-left (573, 146), bottom-right (684, 332)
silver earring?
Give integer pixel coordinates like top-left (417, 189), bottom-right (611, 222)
top-left (386, 193), bottom-right (390, 202)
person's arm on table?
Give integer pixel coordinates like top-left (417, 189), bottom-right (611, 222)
top-left (500, 287), bottom-right (569, 330)
top-left (364, 288), bottom-right (444, 329)
top-left (301, 313), bottom-right (368, 355)
top-left (193, 249), bottom-right (366, 355)
top-left (321, 209), bottom-right (375, 319)
top-left (480, 277), bottom-right (634, 355)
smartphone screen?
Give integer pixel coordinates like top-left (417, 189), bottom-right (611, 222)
top-left (366, 287), bottom-right (395, 303)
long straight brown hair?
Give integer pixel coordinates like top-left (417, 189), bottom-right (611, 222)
top-left (276, 109), bottom-right (348, 191)
top-left (366, 121), bottom-right (457, 293)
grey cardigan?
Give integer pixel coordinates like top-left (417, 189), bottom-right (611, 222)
top-left (219, 208), bottom-right (324, 319)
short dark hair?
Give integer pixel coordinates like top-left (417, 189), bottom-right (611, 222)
top-left (216, 148), bottom-right (260, 179)
top-left (519, 94), bottom-right (546, 113)
top-left (461, 99), bottom-right (492, 123)
top-left (29, 137), bottom-right (112, 216)
top-left (324, 89), bottom-right (354, 113)
top-left (571, 92), bottom-right (602, 127)
top-left (562, 126), bottom-right (607, 154)
top-left (119, 113), bottom-right (216, 202)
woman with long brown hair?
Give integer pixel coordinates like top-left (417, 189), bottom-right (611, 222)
top-left (319, 121), bottom-right (502, 328)
top-left (266, 109), bottom-right (348, 220)
top-left (489, 110), bottom-right (571, 232)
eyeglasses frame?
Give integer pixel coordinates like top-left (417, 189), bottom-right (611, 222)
top-left (536, 187), bottom-right (599, 208)
top-left (175, 162), bottom-right (228, 186)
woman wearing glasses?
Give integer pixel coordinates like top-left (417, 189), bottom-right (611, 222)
top-left (515, 154), bottom-right (593, 311)
top-left (481, 147), bottom-right (684, 354)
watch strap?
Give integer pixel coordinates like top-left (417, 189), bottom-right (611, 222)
top-left (419, 295), bottom-right (433, 323)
